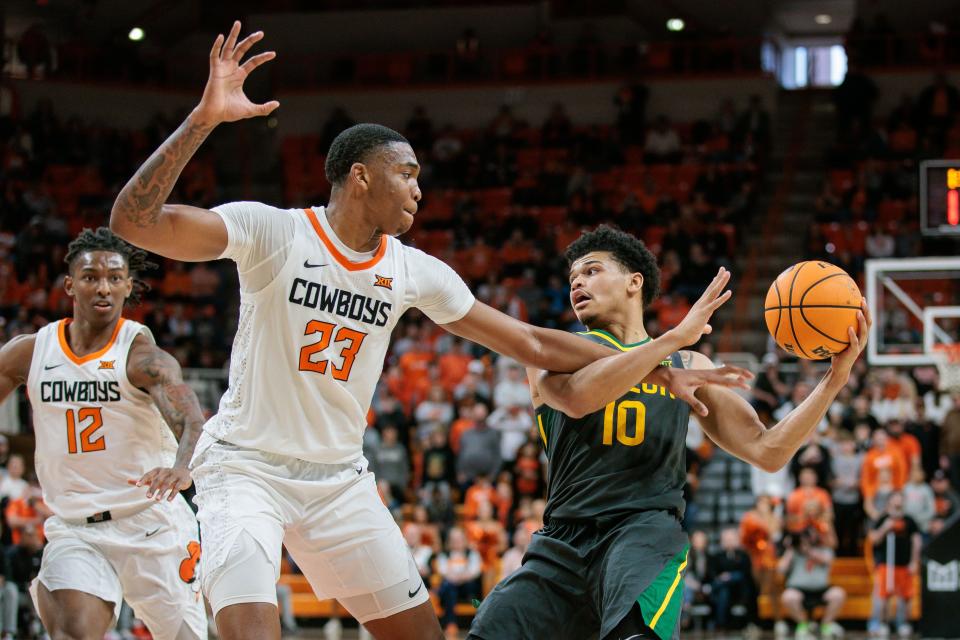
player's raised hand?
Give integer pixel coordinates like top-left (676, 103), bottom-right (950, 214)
top-left (668, 267), bottom-right (732, 347)
top-left (193, 20), bottom-right (279, 126)
top-left (129, 467), bottom-right (193, 501)
top-left (830, 298), bottom-right (871, 383)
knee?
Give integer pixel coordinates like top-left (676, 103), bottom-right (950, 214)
top-left (825, 587), bottom-right (846, 605)
top-left (781, 589), bottom-right (801, 607)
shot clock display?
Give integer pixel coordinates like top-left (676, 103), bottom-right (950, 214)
top-left (921, 160), bottom-right (960, 236)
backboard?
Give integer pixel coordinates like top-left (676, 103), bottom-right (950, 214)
top-left (866, 257), bottom-right (960, 366)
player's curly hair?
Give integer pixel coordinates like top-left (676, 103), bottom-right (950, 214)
top-left (564, 224), bottom-right (661, 308)
top-left (325, 123), bottom-right (410, 186)
top-left (64, 227), bottom-right (157, 307)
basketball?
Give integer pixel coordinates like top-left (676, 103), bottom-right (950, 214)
top-left (764, 261), bottom-right (863, 360)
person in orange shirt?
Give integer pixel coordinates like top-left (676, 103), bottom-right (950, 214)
top-left (438, 339), bottom-right (473, 393)
top-left (5, 482), bottom-right (52, 545)
top-left (861, 428), bottom-right (908, 502)
top-left (462, 474), bottom-right (498, 521)
top-left (885, 419), bottom-right (921, 477)
top-left (464, 501), bottom-right (507, 571)
top-left (787, 467), bottom-right (833, 533)
top-left (740, 494), bottom-right (781, 574)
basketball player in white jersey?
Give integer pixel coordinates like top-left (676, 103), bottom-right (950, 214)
top-left (0, 228), bottom-right (207, 640)
top-left (109, 21), bottom-right (750, 639)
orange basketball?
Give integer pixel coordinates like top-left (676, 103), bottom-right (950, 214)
top-left (764, 261), bottom-right (862, 360)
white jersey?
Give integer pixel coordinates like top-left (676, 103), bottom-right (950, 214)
top-left (27, 319), bottom-right (178, 520)
top-left (203, 203), bottom-right (475, 464)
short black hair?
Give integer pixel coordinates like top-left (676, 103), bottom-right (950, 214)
top-left (564, 224), bottom-right (661, 308)
top-left (64, 227), bottom-right (157, 307)
top-left (325, 123), bottom-right (410, 186)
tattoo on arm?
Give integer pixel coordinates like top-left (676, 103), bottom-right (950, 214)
top-left (134, 348), bottom-right (205, 468)
top-left (113, 117), bottom-right (214, 228)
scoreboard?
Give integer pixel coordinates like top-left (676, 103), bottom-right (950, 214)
top-left (921, 159), bottom-right (960, 236)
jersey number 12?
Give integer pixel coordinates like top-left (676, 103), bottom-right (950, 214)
top-left (65, 408), bottom-right (106, 454)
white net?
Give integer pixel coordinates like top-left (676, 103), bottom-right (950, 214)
top-left (933, 345), bottom-right (960, 393)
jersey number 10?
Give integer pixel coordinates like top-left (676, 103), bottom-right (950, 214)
top-left (602, 399), bottom-right (646, 447)
top-left (65, 408), bottom-right (106, 454)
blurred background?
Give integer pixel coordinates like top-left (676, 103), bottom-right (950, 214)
top-left (1, 0), bottom-right (960, 638)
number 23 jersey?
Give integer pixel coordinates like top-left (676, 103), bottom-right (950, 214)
top-left (203, 203), bottom-right (475, 464)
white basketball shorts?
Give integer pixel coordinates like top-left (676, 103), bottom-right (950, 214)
top-left (30, 495), bottom-right (207, 640)
top-left (191, 433), bottom-right (429, 623)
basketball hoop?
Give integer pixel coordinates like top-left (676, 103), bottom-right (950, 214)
top-left (933, 344), bottom-right (960, 392)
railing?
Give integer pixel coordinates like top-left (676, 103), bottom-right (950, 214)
top-left (3, 35), bottom-right (771, 90)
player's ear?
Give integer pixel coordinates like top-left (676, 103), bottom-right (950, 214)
top-left (350, 162), bottom-right (370, 191)
top-left (64, 274), bottom-right (75, 298)
top-left (628, 272), bottom-right (644, 295)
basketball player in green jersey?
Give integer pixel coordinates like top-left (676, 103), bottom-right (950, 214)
top-left (468, 226), bottom-right (871, 640)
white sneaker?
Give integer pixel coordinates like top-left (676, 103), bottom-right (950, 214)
top-left (822, 622), bottom-right (845, 639)
top-left (897, 623), bottom-right (913, 639)
top-left (323, 618), bottom-right (343, 640)
top-left (775, 620), bottom-right (790, 639)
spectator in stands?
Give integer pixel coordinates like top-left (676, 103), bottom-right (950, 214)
top-left (5, 478), bottom-right (49, 545)
top-left (424, 484), bottom-right (456, 535)
top-left (493, 361), bottom-right (528, 409)
top-left (487, 403), bottom-right (533, 464)
top-left (0, 454), bottom-right (27, 501)
top-left (831, 431), bottom-right (864, 556)
top-left (787, 467), bottom-right (833, 534)
top-left (463, 473), bottom-right (497, 522)
top-left (915, 72), bottom-right (959, 138)
top-left (437, 527), bottom-right (482, 638)
top-left (929, 469), bottom-right (959, 535)
top-left (499, 526), bottom-right (530, 579)
top-left (644, 115), bottom-right (682, 164)
top-left (751, 353), bottom-right (788, 416)
top-left (903, 465), bottom-right (936, 536)
top-left (376, 425), bottom-right (409, 501)
top-left (683, 530), bottom-right (711, 628)
top-left (457, 414), bottom-right (501, 491)
top-left (867, 491), bottom-right (921, 639)
top-left (708, 528), bottom-right (758, 632)
top-left (3, 524), bottom-right (43, 638)
top-left (415, 384), bottom-right (455, 444)
top-left (464, 500), bottom-right (506, 571)
top-left (422, 428), bottom-right (457, 497)
top-left (865, 226), bottom-right (895, 259)
top-left (862, 428), bottom-right (908, 509)
top-left (865, 466), bottom-right (897, 523)
top-left (740, 494), bottom-right (781, 614)
top-left (886, 418), bottom-right (921, 478)
top-left (844, 395), bottom-right (880, 432)
top-left (790, 433), bottom-right (833, 489)
top-left (404, 523), bottom-right (435, 584)
top-left (779, 526), bottom-right (846, 640)
top-left (512, 442), bottom-right (544, 501)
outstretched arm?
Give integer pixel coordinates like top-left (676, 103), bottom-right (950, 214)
top-left (0, 335), bottom-right (35, 404)
top-left (126, 336), bottom-right (205, 500)
top-left (692, 301), bottom-right (871, 473)
top-left (110, 20), bottom-right (278, 261)
top-left (529, 269), bottom-right (749, 417)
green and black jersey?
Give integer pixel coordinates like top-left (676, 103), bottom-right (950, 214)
top-left (536, 329), bottom-right (691, 522)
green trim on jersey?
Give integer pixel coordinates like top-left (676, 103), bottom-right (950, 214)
top-left (576, 329), bottom-right (651, 351)
top-left (638, 545), bottom-right (689, 639)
